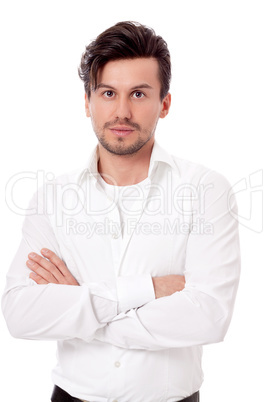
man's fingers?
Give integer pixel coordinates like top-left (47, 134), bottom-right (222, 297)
top-left (41, 249), bottom-right (69, 277)
top-left (27, 249), bottom-right (79, 286)
top-left (29, 272), bottom-right (49, 285)
top-left (26, 259), bottom-right (58, 283)
top-left (41, 249), bottom-right (79, 285)
top-left (27, 253), bottom-right (61, 283)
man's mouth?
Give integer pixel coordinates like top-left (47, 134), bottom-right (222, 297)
top-left (109, 126), bottom-right (135, 137)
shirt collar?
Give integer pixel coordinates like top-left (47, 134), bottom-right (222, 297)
top-left (78, 144), bottom-right (99, 185)
top-left (78, 140), bottom-right (178, 186)
top-left (148, 140), bottom-right (178, 178)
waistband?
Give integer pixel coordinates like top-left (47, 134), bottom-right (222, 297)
top-left (51, 385), bottom-right (200, 402)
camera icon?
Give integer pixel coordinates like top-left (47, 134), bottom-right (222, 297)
top-left (228, 170), bottom-right (263, 233)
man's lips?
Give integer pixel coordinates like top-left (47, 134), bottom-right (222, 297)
top-left (109, 126), bottom-right (135, 137)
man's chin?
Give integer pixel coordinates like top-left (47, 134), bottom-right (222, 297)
top-left (98, 138), bottom-right (148, 156)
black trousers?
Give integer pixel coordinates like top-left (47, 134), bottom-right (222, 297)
top-left (51, 385), bottom-right (200, 402)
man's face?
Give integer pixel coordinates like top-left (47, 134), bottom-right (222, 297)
top-left (85, 57), bottom-right (171, 156)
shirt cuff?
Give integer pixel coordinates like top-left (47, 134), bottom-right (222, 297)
top-left (116, 274), bottom-right (155, 313)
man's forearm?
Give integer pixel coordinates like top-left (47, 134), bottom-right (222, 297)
top-left (152, 275), bottom-right (185, 299)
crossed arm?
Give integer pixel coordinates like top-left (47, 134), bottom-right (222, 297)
top-left (26, 248), bottom-right (186, 299)
top-left (3, 170), bottom-right (240, 349)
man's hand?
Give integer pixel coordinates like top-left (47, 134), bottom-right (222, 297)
top-left (152, 275), bottom-right (185, 299)
top-left (26, 248), bottom-right (79, 286)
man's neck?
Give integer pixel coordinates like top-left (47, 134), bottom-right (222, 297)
top-left (97, 139), bottom-right (154, 186)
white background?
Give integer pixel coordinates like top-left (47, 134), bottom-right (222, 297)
top-left (0, 1), bottom-right (267, 401)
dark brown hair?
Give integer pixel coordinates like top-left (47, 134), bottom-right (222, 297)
top-left (78, 21), bottom-right (171, 101)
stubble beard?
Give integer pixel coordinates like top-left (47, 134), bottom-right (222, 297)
top-left (93, 119), bottom-right (156, 156)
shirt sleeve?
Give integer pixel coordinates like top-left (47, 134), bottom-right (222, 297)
top-left (1, 190), bottom-right (154, 341)
top-left (93, 171), bottom-right (241, 350)
top-left (117, 275), bottom-right (155, 313)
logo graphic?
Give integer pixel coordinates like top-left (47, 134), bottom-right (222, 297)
top-left (229, 170), bottom-right (263, 233)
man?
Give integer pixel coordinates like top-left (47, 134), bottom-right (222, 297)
top-left (2, 21), bottom-right (240, 402)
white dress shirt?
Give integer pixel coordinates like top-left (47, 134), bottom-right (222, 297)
top-left (2, 141), bottom-right (240, 402)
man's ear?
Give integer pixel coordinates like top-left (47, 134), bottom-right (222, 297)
top-left (159, 93), bottom-right (171, 119)
top-left (85, 93), bottom-right (90, 118)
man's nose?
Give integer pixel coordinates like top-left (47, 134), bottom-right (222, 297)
top-left (114, 97), bottom-right (132, 120)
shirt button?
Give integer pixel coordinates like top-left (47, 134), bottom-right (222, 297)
top-left (112, 233), bottom-right (120, 239)
top-left (114, 361), bottom-right (121, 368)
top-left (113, 400), bottom-right (118, 402)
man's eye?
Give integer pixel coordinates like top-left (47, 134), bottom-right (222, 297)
top-left (104, 91), bottom-right (115, 98)
top-left (132, 91), bottom-right (145, 99)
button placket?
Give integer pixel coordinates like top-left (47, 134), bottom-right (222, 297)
top-left (108, 349), bottom-right (125, 402)
top-left (116, 181), bottom-right (152, 274)
top-left (108, 203), bottom-right (122, 274)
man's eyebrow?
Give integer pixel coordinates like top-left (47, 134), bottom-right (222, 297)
top-left (95, 83), bottom-right (153, 91)
top-left (95, 83), bottom-right (116, 91)
top-left (130, 83), bottom-right (153, 90)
